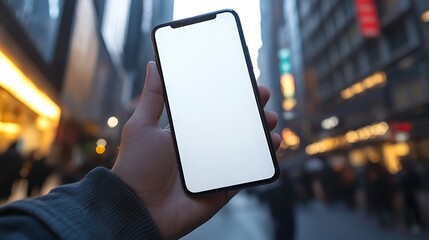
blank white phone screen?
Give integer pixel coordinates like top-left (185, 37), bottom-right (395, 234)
top-left (154, 11), bottom-right (276, 193)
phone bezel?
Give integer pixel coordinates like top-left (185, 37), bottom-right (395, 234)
top-left (151, 9), bottom-right (279, 196)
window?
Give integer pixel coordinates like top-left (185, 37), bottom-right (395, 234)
top-left (365, 40), bottom-right (380, 69)
top-left (385, 20), bottom-right (408, 53)
top-left (351, 55), bottom-right (361, 77)
top-left (321, 0), bottom-right (331, 16)
top-left (317, 55), bottom-right (329, 76)
top-left (378, 0), bottom-right (404, 20)
top-left (390, 61), bottom-right (427, 110)
top-left (329, 44), bottom-right (340, 67)
top-left (344, 61), bottom-right (354, 83)
top-left (335, 6), bottom-right (345, 30)
top-left (325, 16), bottom-right (336, 40)
top-left (340, 0), bottom-right (355, 19)
top-left (320, 81), bottom-right (334, 101)
top-left (346, 22), bottom-right (359, 47)
top-left (2, 0), bottom-right (66, 62)
top-left (333, 70), bottom-right (344, 90)
top-left (299, 1), bottom-right (311, 18)
top-left (317, 29), bottom-right (326, 44)
top-left (102, 0), bottom-right (131, 56)
top-left (339, 35), bottom-right (350, 57)
top-left (340, 64), bottom-right (352, 85)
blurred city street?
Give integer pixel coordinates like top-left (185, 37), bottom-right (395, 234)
top-left (183, 191), bottom-right (428, 240)
top-left (294, 201), bottom-right (428, 240)
top-left (2, 0), bottom-right (429, 238)
top-left (182, 191), bottom-right (274, 240)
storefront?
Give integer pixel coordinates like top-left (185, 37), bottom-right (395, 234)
top-left (305, 121), bottom-right (411, 174)
top-left (0, 0), bottom-right (74, 155)
top-left (0, 27), bottom-right (60, 155)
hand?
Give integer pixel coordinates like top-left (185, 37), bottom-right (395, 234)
top-left (112, 61), bottom-right (281, 239)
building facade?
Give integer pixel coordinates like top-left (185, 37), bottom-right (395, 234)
top-left (296, 0), bottom-right (429, 179)
top-left (0, 0), bottom-right (174, 163)
top-left (259, 0), bottom-right (306, 161)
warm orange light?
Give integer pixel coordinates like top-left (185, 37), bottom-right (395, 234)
top-left (363, 79), bottom-right (374, 89)
top-left (0, 121), bottom-right (21, 134)
top-left (281, 128), bottom-right (300, 150)
top-left (372, 72), bottom-right (386, 84)
top-left (350, 150), bottom-right (367, 167)
top-left (283, 99), bottom-right (297, 111)
top-left (352, 83), bottom-right (364, 94)
top-left (36, 116), bottom-right (51, 130)
top-left (373, 122), bottom-right (389, 135)
top-left (364, 146), bottom-right (380, 163)
top-left (395, 142), bottom-right (410, 156)
top-left (96, 144), bottom-right (106, 154)
top-left (305, 145), bottom-right (315, 155)
top-left (341, 72), bottom-right (387, 100)
top-left (280, 73), bottom-right (295, 98)
top-left (280, 140), bottom-right (289, 150)
top-left (382, 144), bottom-right (403, 174)
top-left (280, 73), bottom-right (297, 111)
top-left (345, 131), bottom-right (358, 143)
top-left (341, 89), bottom-right (354, 99)
top-left (0, 50), bottom-right (61, 119)
top-left (306, 122), bottom-right (389, 155)
top-left (358, 128), bottom-right (371, 140)
top-left (422, 9), bottom-right (429, 23)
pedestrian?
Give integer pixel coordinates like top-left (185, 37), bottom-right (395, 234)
top-left (340, 164), bottom-right (357, 208)
top-left (0, 62), bottom-right (281, 239)
top-left (364, 161), bottom-right (393, 226)
top-left (297, 167), bottom-right (313, 205)
top-left (261, 171), bottom-right (295, 240)
top-left (25, 150), bottom-right (53, 197)
top-left (398, 157), bottom-right (423, 233)
top-left (0, 141), bottom-right (24, 201)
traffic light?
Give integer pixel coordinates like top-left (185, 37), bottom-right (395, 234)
top-left (278, 48), bottom-right (291, 74)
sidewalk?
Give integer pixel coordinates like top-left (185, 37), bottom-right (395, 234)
top-left (5, 177), bottom-right (428, 240)
top-left (182, 191), bottom-right (273, 240)
top-left (183, 193), bottom-right (429, 240)
top-left (295, 200), bottom-right (427, 240)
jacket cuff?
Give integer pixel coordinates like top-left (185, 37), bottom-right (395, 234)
top-left (1, 167), bottom-right (163, 240)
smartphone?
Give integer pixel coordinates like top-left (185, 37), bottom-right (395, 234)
top-left (152, 9), bottom-right (279, 195)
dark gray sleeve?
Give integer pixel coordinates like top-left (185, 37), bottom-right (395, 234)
top-left (0, 167), bottom-right (163, 240)
top-left (0, 213), bottom-right (58, 239)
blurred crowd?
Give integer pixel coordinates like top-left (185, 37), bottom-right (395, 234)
top-left (292, 155), bottom-right (427, 234)
top-left (1, 138), bottom-right (428, 239)
top-left (247, 154), bottom-right (429, 239)
top-left (0, 141), bottom-right (115, 203)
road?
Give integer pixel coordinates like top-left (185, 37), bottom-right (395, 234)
top-left (183, 191), bottom-right (428, 240)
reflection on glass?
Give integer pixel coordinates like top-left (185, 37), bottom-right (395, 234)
top-left (2, 0), bottom-right (65, 62)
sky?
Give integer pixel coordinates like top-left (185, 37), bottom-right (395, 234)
top-left (173, 0), bottom-right (262, 79)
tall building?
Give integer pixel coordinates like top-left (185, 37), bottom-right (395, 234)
top-left (129, 0), bottom-right (174, 101)
top-left (258, 0), bottom-right (285, 133)
top-left (59, 0), bottom-right (174, 158)
top-left (128, 0), bottom-right (174, 128)
top-left (296, 0), bottom-right (429, 175)
top-left (259, 0), bottom-right (305, 161)
top-left (0, 0), bottom-right (174, 161)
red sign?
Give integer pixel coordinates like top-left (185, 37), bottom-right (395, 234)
top-left (355, 0), bottom-right (381, 37)
top-left (390, 122), bottom-right (413, 133)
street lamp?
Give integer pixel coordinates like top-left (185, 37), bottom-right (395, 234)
top-left (107, 116), bottom-right (119, 128)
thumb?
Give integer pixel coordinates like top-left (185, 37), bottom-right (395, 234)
top-left (132, 61), bottom-right (164, 127)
